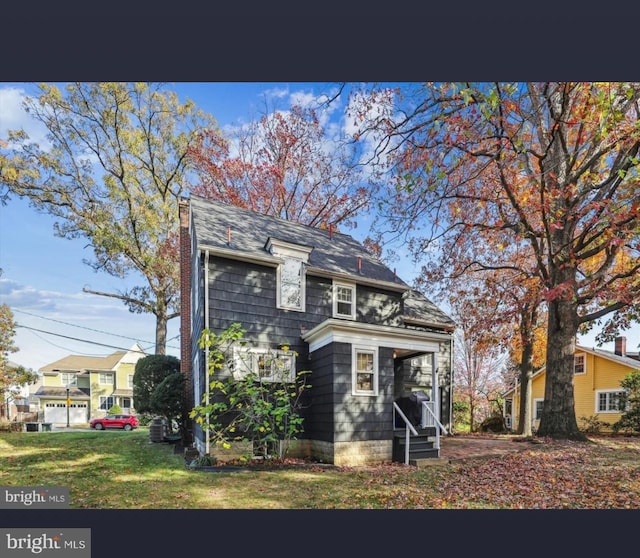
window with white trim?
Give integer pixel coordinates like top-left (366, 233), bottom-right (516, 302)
top-left (352, 346), bottom-right (378, 396)
top-left (99, 373), bottom-right (114, 385)
top-left (333, 281), bottom-right (356, 319)
top-left (279, 257), bottom-right (305, 311)
top-left (597, 390), bottom-right (626, 413)
top-left (99, 396), bottom-right (115, 410)
top-left (233, 348), bottom-right (296, 383)
top-left (60, 373), bottom-right (77, 387)
top-left (266, 238), bottom-right (312, 312)
top-left (574, 354), bottom-right (585, 374)
top-left (127, 374), bottom-right (134, 389)
top-left (534, 399), bottom-right (544, 421)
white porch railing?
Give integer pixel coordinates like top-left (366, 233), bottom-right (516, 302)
top-left (392, 401), bottom-right (418, 465)
top-left (420, 400), bottom-right (448, 452)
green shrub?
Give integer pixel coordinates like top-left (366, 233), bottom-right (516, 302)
top-left (191, 323), bottom-right (311, 460)
top-left (613, 371), bottom-right (640, 434)
top-left (579, 415), bottom-right (607, 434)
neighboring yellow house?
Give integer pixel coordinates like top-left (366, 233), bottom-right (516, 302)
top-left (31, 344), bottom-right (145, 424)
top-left (504, 337), bottom-right (640, 433)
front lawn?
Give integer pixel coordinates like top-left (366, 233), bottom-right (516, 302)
top-left (0, 430), bottom-right (638, 509)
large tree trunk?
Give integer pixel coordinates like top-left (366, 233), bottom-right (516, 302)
top-left (536, 297), bottom-right (586, 440)
top-left (517, 350), bottom-right (534, 437)
top-left (155, 312), bottom-right (167, 355)
top-left (517, 306), bottom-right (536, 437)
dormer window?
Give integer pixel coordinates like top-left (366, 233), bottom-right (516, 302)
top-left (333, 281), bottom-right (356, 319)
top-left (280, 257), bottom-right (304, 310)
top-left (265, 237), bottom-right (313, 312)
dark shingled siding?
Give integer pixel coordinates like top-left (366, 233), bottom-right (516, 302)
top-left (305, 342), bottom-right (395, 443)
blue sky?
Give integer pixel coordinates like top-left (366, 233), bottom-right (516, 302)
top-left (0, 81), bottom-right (419, 371)
top-left (1, 82), bottom-right (638, 372)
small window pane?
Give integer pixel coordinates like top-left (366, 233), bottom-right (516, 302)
top-left (335, 284), bottom-right (354, 317)
top-left (355, 350), bottom-right (375, 394)
top-left (281, 258), bottom-right (302, 309)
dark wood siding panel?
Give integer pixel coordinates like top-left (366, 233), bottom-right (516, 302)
top-left (207, 259), bottom-right (332, 351)
top-left (333, 344), bottom-right (395, 443)
top-left (304, 343), bottom-right (335, 442)
top-left (305, 276), bottom-right (333, 322)
top-left (357, 286), bottom-right (403, 326)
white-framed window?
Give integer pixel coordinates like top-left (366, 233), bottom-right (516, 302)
top-left (596, 390), bottom-right (627, 413)
top-left (99, 373), bottom-right (114, 385)
top-left (233, 348), bottom-right (296, 383)
top-left (266, 238), bottom-right (312, 312)
top-left (99, 396), bottom-right (115, 410)
top-left (534, 399), bottom-right (544, 421)
top-left (352, 346), bottom-right (378, 396)
top-left (278, 257), bottom-right (305, 311)
top-left (574, 354), bottom-right (585, 375)
top-left (60, 373), bottom-right (77, 387)
top-left (127, 374), bottom-right (134, 389)
top-left (121, 397), bottom-right (132, 411)
top-left (333, 281), bottom-right (356, 319)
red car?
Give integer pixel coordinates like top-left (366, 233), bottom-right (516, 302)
top-left (90, 414), bottom-right (138, 431)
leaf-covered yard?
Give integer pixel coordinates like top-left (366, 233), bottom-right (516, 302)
top-left (0, 430), bottom-right (638, 509)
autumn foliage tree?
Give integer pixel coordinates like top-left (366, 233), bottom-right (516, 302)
top-left (188, 101), bottom-right (370, 229)
top-left (351, 82), bottom-right (640, 440)
top-left (449, 291), bottom-right (508, 432)
top-left (0, 83), bottom-right (221, 354)
top-left (0, 270), bottom-right (38, 418)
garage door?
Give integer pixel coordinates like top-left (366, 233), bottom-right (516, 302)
top-left (44, 402), bottom-right (88, 424)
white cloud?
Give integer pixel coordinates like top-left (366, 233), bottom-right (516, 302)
top-left (0, 85), bottom-right (50, 147)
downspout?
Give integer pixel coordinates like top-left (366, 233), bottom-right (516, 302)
top-left (204, 250), bottom-right (210, 456)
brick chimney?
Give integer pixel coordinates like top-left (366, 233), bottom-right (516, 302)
top-left (615, 336), bottom-right (627, 357)
top-left (179, 197), bottom-right (193, 444)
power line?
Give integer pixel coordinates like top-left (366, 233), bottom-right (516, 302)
top-left (26, 327), bottom-right (101, 355)
top-left (16, 324), bottom-right (151, 354)
top-left (11, 307), bottom-right (180, 351)
top-left (12, 308), bottom-right (155, 344)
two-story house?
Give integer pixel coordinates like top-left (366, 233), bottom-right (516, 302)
top-left (179, 195), bottom-right (455, 466)
top-left (503, 336), bottom-right (640, 432)
top-left (32, 343), bottom-right (145, 424)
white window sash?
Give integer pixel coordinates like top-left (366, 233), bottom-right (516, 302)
top-left (333, 282), bottom-right (356, 319)
top-left (352, 346), bottom-right (378, 396)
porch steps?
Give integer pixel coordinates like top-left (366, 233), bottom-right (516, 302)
top-left (392, 427), bottom-right (440, 464)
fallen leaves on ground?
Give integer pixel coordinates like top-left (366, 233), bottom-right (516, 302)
top-left (348, 436), bottom-right (640, 509)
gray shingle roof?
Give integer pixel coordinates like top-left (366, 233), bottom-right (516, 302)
top-left (188, 195), bottom-right (455, 330)
top-left (189, 194), bottom-right (407, 287)
top-left (403, 289), bottom-right (455, 329)
top-left (33, 387), bottom-right (90, 399)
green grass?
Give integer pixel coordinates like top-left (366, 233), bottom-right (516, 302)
top-left (1, 430), bottom-right (639, 509)
top-left (0, 429), bottom-right (448, 509)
